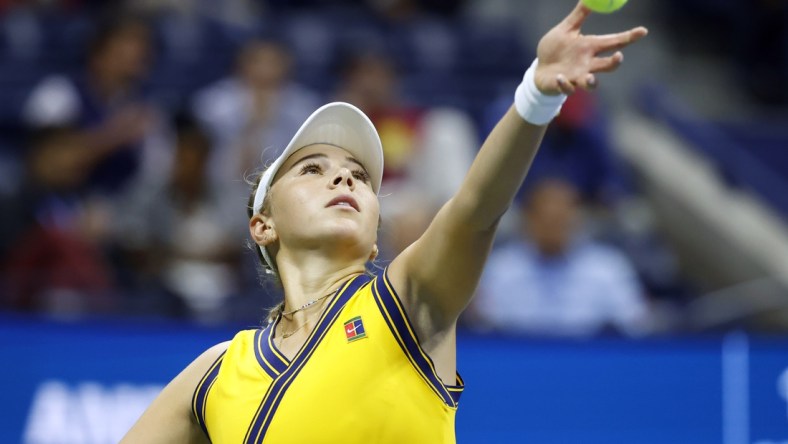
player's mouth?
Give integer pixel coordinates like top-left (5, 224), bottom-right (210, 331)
top-left (326, 195), bottom-right (360, 212)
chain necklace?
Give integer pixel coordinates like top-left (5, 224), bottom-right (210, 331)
top-left (279, 315), bottom-right (317, 341)
top-left (281, 291), bottom-right (335, 317)
top-left (278, 290), bottom-right (336, 345)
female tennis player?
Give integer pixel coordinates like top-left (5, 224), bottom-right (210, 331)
top-left (123, 3), bottom-right (647, 442)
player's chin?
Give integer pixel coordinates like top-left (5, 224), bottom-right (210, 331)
top-left (318, 217), bottom-right (370, 239)
top-left (326, 208), bottom-right (376, 227)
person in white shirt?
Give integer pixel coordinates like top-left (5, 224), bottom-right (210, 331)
top-left (192, 38), bottom-right (319, 188)
top-left (473, 177), bottom-right (650, 337)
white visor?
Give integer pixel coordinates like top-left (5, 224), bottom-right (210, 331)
top-left (252, 102), bottom-right (383, 273)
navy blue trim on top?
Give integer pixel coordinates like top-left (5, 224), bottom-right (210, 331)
top-left (371, 269), bottom-right (463, 407)
top-left (243, 274), bottom-right (372, 444)
top-left (446, 374), bottom-right (465, 405)
top-left (253, 324), bottom-right (288, 379)
top-left (191, 351), bottom-right (226, 440)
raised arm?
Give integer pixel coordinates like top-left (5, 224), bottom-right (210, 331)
top-left (388, 2), bottom-right (648, 330)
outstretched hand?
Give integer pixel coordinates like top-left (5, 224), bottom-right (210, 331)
top-left (534, 1), bottom-right (648, 95)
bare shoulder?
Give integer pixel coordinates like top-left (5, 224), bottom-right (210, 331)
top-left (168, 341), bottom-right (231, 402)
top-left (188, 341), bottom-right (231, 380)
top-left (121, 341), bottom-right (230, 444)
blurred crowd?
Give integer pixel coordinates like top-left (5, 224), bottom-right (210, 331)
top-left (0, 0), bottom-right (724, 336)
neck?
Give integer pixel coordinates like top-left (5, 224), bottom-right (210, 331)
top-left (275, 249), bottom-right (367, 325)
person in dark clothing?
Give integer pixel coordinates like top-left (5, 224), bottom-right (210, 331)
top-left (0, 126), bottom-right (115, 314)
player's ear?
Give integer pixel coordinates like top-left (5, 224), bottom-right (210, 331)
top-left (368, 244), bottom-right (379, 262)
top-left (250, 214), bottom-right (278, 247)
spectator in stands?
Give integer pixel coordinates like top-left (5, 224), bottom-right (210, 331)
top-left (0, 126), bottom-right (115, 314)
top-left (22, 16), bottom-right (168, 194)
top-left (114, 114), bottom-right (247, 322)
top-left (334, 50), bottom-right (477, 257)
top-left (192, 37), bottom-right (319, 192)
top-left (469, 177), bottom-right (650, 338)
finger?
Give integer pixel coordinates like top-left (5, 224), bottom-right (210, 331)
top-left (581, 73), bottom-right (597, 91)
top-left (590, 26), bottom-right (648, 53)
top-left (556, 74), bottom-right (576, 95)
top-left (563, 1), bottom-right (592, 31)
top-left (589, 51), bottom-right (624, 73)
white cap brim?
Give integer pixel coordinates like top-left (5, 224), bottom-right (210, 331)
top-left (251, 102), bottom-right (383, 272)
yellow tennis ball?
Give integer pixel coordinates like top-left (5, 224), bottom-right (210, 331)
top-left (581, 0), bottom-right (628, 13)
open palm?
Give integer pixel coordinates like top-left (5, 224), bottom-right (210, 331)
top-left (534, 1), bottom-right (648, 95)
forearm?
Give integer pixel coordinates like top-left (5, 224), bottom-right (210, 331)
top-left (390, 105), bottom-right (548, 324)
top-left (452, 105), bottom-right (547, 231)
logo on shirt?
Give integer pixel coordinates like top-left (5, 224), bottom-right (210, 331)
top-left (343, 316), bottom-right (367, 342)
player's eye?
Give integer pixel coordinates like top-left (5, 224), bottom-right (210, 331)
top-left (299, 162), bottom-right (323, 175)
top-left (352, 169), bottom-right (370, 183)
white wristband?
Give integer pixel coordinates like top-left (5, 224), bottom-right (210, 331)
top-left (514, 58), bottom-right (567, 125)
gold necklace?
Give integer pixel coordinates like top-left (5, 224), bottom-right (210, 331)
top-left (281, 291), bottom-right (335, 317)
top-left (278, 291), bottom-right (335, 345)
top-left (279, 316), bottom-right (315, 340)
top-left (278, 313), bottom-right (319, 348)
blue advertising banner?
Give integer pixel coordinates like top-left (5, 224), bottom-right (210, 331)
top-left (1, 313), bottom-right (786, 443)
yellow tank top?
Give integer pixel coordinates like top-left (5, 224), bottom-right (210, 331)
top-left (192, 271), bottom-right (464, 443)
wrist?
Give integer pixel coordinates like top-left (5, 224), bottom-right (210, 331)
top-left (514, 58), bottom-right (567, 125)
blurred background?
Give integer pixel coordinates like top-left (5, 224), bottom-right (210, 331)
top-left (0, 0), bottom-right (786, 442)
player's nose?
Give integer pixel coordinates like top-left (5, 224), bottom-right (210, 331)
top-left (330, 168), bottom-right (355, 190)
